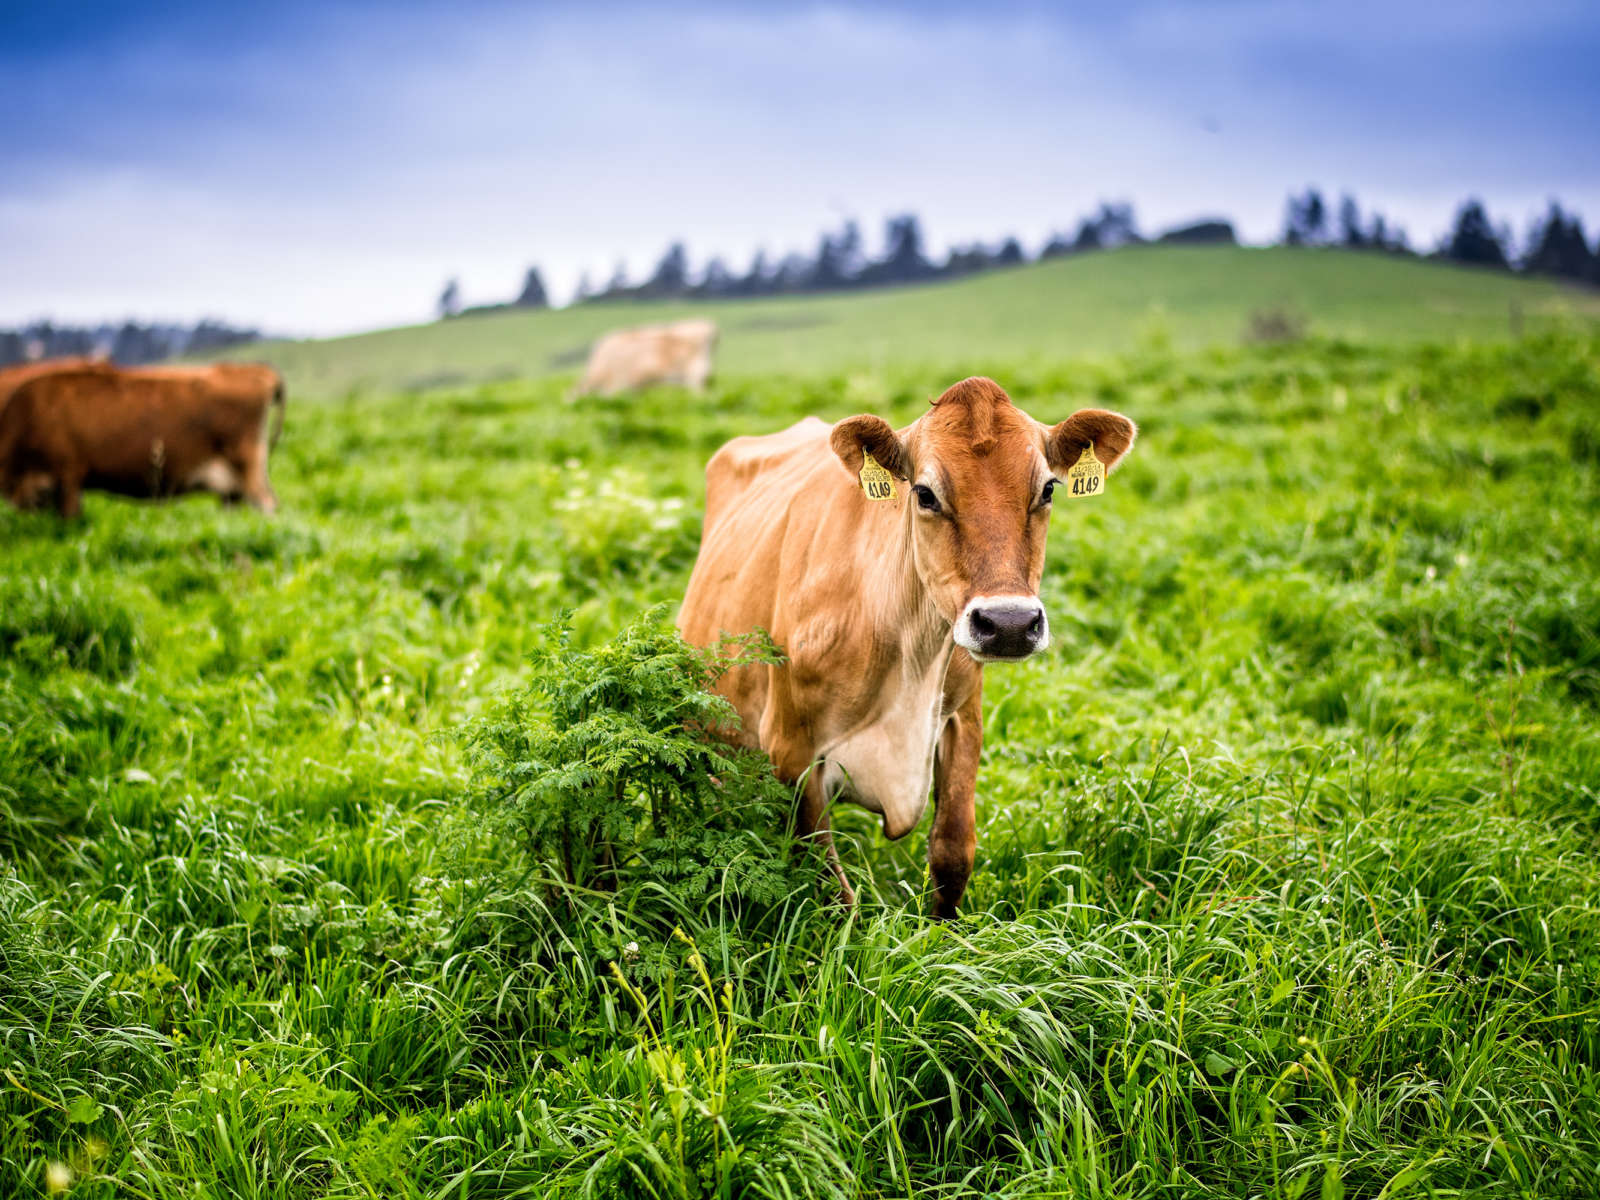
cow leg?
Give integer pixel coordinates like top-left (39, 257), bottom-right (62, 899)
top-left (797, 767), bottom-right (857, 909)
top-left (239, 440), bottom-right (278, 515)
top-left (929, 684), bottom-right (983, 919)
top-left (54, 468), bottom-right (85, 519)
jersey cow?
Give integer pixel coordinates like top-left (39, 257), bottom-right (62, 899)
top-left (0, 363), bottom-right (286, 518)
top-left (573, 319), bottom-right (718, 397)
top-left (678, 376), bottom-right (1136, 917)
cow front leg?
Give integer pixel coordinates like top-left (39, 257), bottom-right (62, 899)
top-left (930, 686), bottom-right (983, 919)
top-left (54, 468), bottom-right (85, 519)
top-left (797, 766), bottom-right (857, 910)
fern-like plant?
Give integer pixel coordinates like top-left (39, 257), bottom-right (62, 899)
top-left (466, 610), bottom-right (805, 959)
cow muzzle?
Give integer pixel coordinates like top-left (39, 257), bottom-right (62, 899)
top-left (954, 596), bottom-right (1049, 661)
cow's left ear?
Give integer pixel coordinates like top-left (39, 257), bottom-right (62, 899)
top-left (1044, 408), bottom-right (1137, 476)
top-left (831, 414), bottom-right (910, 481)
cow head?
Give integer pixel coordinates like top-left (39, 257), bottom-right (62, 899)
top-left (831, 377), bottom-right (1135, 662)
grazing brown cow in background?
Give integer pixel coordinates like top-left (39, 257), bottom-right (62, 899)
top-left (0, 363), bottom-right (286, 518)
top-left (678, 377), bottom-right (1135, 917)
top-left (573, 319), bottom-right (718, 397)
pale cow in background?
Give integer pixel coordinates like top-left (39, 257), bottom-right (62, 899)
top-left (573, 319), bottom-right (718, 397)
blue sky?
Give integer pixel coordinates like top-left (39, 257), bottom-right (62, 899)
top-left (3, 0), bottom-right (1597, 336)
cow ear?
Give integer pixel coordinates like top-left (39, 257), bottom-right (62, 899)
top-left (831, 414), bottom-right (910, 481)
top-left (1045, 408), bottom-right (1137, 476)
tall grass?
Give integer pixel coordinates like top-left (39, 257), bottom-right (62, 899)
top-left (2, 331), bottom-right (1597, 1196)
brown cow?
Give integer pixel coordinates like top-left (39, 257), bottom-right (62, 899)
top-left (678, 377), bottom-right (1135, 917)
top-left (573, 319), bottom-right (718, 397)
top-left (0, 363), bottom-right (286, 518)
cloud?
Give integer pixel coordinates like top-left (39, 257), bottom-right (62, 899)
top-left (2, 1), bottom-right (1596, 334)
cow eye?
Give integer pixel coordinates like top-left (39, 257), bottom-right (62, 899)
top-left (1040, 480), bottom-right (1056, 505)
top-left (913, 484), bottom-right (940, 513)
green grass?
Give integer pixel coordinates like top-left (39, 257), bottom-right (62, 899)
top-left (4, 323), bottom-right (1600, 1197)
top-left (249, 246), bottom-right (1600, 398)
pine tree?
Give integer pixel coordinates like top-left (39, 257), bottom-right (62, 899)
top-left (1092, 203), bottom-right (1140, 248)
top-left (835, 220), bottom-right (865, 278)
top-left (697, 257), bottom-right (735, 297)
top-left (604, 261), bottom-right (629, 299)
top-left (738, 250), bottom-right (771, 296)
top-left (1284, 188), bottom-right (1327, 246)
top-left (644, 242), bottom-right (690, 297)
top-left (515, 266), bottom-right (550, 308)
top-left (1446, 199), bottom-right (1509, 269)
top-left (1523, 202), bottom-right (1595, 281)
top-left (437, 278), bottom-right (461, 319)
top-left (1339, 194), bottom-right (1365, 247)
top-left (810, 229), bottom-right (850, 290)
top-left (1071, 217), bottom-right (1102, 252)
top-left (1039, 231), bottom-right (1074, 259)
top-left (943, 244), bottom-right (993, 277)
top-left (994, 236), bottom-right (1025, 266)
top-left (868, 214), bottom-right (933, 283)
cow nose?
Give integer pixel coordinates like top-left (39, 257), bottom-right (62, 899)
top-left (963, 600), bottom-right (1047, 659)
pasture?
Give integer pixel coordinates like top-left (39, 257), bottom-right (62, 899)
top-left (3, 305), bottom-right (1600, 1194)
top-left (251, 246), bottom-right (1600, 396)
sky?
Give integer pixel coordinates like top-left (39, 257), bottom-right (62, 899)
top-left (2, 0), bottom-right (1597, 338)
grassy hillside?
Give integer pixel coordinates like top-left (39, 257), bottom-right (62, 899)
top-left (4, 331), bottom-right (1599, 1197)
top-left (255, 246), bottom-right (1600, 397)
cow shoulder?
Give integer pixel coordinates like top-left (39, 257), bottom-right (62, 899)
top-left (703, 417), bottom-right (830, 528)
top-left (681, 417), bottom-right (839, 662)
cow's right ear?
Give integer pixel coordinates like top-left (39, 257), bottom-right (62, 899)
top-left (831, 415), bottom-right (909, 481)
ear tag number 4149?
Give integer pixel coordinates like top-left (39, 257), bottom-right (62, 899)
top-left (1065, 444), bottom-right (1104, 498)
top-left (859, 451), bottom-right (896, 501)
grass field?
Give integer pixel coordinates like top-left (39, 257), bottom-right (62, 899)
top-left (254, 246), bottom-right (1600, 398)
top-left (4, 289), bottom-right (1600, 1195)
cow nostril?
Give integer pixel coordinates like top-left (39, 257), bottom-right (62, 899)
top-left (970, 611), bottom-right (997, 638)
top-left (1028, 613), bottom-right (1043, 637)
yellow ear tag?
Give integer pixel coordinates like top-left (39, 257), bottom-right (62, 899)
top-left (859, 451), bottom-right (897, 501)
top-left (1065, 444), bottom-right (1104, 498)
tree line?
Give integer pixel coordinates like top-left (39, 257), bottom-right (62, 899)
top-left (0, 319), bottom-right (260, 370)
top-left (6, 188), bottom-right (1593, 360)
top-left (448, 190), bottom-right (1600, 317)
top-left (1281, 188), bottom-right (1599, 282)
